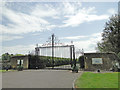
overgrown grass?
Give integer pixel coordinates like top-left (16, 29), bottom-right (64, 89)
top-left (75, 72), bottom-right (119, 88)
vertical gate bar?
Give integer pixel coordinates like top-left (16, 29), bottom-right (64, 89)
top-left (52, 34), bottom-right (54, 68)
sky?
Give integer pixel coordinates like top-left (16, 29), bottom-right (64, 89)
top-left (0, 1), bottom-right (118, 58)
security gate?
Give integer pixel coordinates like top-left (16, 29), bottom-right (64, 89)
top-left (35, 45), bottom-right (76, 70)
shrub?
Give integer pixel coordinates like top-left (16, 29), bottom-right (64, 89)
top-left (17, 66), bottom-right (23, 71)
top-left (79, 56), bottom-right (84, 68)
top-left (72, 65), bottom-right (79, 73)
top-left (28, 55), bottom-right (71, 68)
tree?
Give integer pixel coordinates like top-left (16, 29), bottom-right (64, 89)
top-left (118, 52), bottom-right (120, 59)
top-left (2, 53), bottom-right (13, 61)
top-left (97, 14), bottom-right (120, 54)
top-left (2, 53), bottom-right (10, 61)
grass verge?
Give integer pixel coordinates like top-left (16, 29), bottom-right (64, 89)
top-left (75, 72), bottom-right (119, 88)
top-left (0, 70), bottom-right (17, 72)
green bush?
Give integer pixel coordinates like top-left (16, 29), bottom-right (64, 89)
top-left (79, 55), bottom-right (84, 68)
top-left (72, 65), bottom-right (79, 73)
top-left (28, 55), bottom-right (71, 68)
top-left (28, 55), bottom-right (46, 69)
top-left (17, 66), bottom-right (23, 71)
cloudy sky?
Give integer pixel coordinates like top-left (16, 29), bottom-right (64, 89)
top-left (0, 1), bottom-right (118, 57)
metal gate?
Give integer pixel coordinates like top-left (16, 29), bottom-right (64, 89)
top-left (33, 34), bottom-right (77, 70)
top-left (35, 45), bottom-right (76, 70)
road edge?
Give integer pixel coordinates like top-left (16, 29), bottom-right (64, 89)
top-left (72, 71), bottom-right (83, 90)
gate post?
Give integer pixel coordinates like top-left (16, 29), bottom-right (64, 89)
top-left (70, 46), bottom-right (73, 67)
top-left (73, 45), bottom-right (76, 67)
top-left (35, 44), bottom-right (39, 56)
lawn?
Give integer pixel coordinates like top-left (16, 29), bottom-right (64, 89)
top-left (75, 72), bottom-right (119, 88)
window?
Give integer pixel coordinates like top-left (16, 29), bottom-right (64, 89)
top-left (17, 60), bottom-right (20, 64)
top-left (17, 60), bottom-right (23, 64)
top-left (21, 60), bottom-right (23, 64)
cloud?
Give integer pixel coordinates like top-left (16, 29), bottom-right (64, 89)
top-left (31, 4), bottom-right (58, 18)
top-left (1, 35), bottom-right (23, 42)
top-left (1, 3), bottom-right (57, 34)
top-left (62, 2), bottom-right (82, 15)
top-left (1, 2), bottom-right (111, 34)
top-left (60, 35), bottom-right (87, 40)
top-left (64, 32), bottom-right (102, 53)
top-left (91, 33), bottom-right (101, 37)
top-left (0, 1), bottom-right (6, 21)
top-left (60, 32), bottom-right (102, 40)
top-left (62, 7), bottom-right (109, 27)
top-left (2, 44), bottom-right (35, 55)
top-left (107, 8), bottom-right (117, 15)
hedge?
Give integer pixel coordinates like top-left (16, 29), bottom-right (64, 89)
top-left (28, 55), bottom-right (71, 69)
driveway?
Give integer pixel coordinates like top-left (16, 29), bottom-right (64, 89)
top-left (2, 70), bottom-right (82, 88)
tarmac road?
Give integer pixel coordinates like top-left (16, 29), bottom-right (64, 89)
top-left (2, 69), bottom-right (82, 88)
